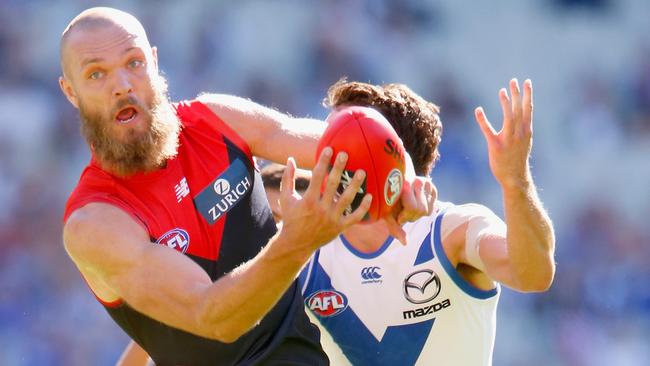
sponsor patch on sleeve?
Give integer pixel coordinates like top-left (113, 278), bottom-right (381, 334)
top-left (194, 159), bottom-right (252, 224)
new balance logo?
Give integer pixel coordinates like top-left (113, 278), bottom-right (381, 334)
top-left (175, 177), bottom-right (190, 202)
top-left (361, 266), bottom-right (382, 284)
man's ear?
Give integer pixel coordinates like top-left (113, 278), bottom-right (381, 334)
top-left (59, 76), bottom-right (79, 109)
top-left (151, 46), bottom-right (159, 71)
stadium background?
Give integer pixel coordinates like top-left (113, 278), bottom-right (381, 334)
top-left (1, 0), bottom-right (649, 364)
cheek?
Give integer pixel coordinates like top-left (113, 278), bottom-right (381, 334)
top-left (78, 87), bottom-right (111, 114)
top-left (137, 77), bottom-right (157, 107)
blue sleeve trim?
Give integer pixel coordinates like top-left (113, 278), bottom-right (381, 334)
top-left (340, 234), bottom-right (393, 259)
top-left (432, 209), bottom-right (498, 300)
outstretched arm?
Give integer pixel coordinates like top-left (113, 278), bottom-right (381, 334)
top-left (197, 94), bottom-right (433, 243)
top-left (471, 79), bottom-right (555, 292)
top-left (65, 149), bottom-right (371, 343)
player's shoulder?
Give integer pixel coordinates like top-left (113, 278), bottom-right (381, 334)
top-left (440, 201), bottom-right (499, 221)
top-left (65, 202), bottom-right (139, 236)
top-left (64, 202), bottom-right (148, 259)
top-left (64, 203), bottom-right (118, 256)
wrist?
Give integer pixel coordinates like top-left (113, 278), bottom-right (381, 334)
top-left (500, 175), bottom-right (534, 195)
top-left (498, 165), bottom-right (533, 191)
top-left (271, 229), bottom-right (316, 266)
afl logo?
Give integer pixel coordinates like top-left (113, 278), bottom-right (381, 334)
top-left (213, 179), bottom-right (230, 195)
top-left (403, 269), bottom-right (441, 304)
top-left (305, 290), bottom-right (348, 318)
top-left (384, 168), bottom-right (403, 206)
top-left (156, 228), bottom-right (190, 253)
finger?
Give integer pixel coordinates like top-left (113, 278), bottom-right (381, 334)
top-left (474, 107), bottom-right (496, 143)
top-left (280, 157), bottom-right (296, 202)
top-left (397, 180), bottom-right (416, 223)
top-left (304, 147), bottom-right (333, 200)
top-left (423, 180), bottom-right (437, 214)
top-left (522, 79), bottom-right (533, 135)
top-left (404, 153), bottom-right (416, 181)
top-left (510, 78), bottom-right (523, 135)
top-left (322, 152), bottom-right (348, 205)
top-left (334, 168), bottom-right (365, 217)
top-left (341, 193), bottom-right (372, 227)
top-left (384, 215), bottom-right (407, 246)
top-left (398, 178), bottom-right (426, 224)
top-left (412, 178), bottom-right (427, 212)
top-left (499, 87), bottom-right (514, 135)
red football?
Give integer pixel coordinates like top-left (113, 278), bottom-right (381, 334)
top-left (316, 106), bottom-right (406, 222)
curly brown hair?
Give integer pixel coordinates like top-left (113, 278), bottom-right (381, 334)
top-left (324, 80), bottom-right (442, 176)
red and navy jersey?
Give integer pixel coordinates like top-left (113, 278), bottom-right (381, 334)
top-left (63, 100), bottom-right (327, 366)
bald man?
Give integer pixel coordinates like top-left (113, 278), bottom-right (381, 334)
top-left (59, 7), bottom-right (432, 366)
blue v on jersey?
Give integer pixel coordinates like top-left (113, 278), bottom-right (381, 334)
top-left (298, 203), bottom-right (500, 366)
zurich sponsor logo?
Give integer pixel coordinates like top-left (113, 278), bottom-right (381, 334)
top-left (361, 266), bottom-right (383, 284)
top-left (305, 290), bottom-right (348, 318)
top-left (403, 269), bottom-right (441, 304)
top-left (156, 228), bottom-right (190, 253)
top-left (213, 178), bottom-right (231, 195)
top-left (194, 159), bottom-right (252, 225)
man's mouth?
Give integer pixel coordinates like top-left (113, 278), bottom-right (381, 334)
top-left (115, 107), bottom-right (138, 124)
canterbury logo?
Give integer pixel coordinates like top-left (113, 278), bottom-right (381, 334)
top-left (360, 266), bottom-right (382, 282)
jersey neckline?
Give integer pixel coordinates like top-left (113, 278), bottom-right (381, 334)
top-left (339, 234), bottom-right (394, 259)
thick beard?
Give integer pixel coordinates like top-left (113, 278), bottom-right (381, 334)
top-left (79, 75), bottom-right (180, 177)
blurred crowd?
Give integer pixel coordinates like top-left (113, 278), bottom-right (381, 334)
top-left (0, 0), bottom-right (648, 365)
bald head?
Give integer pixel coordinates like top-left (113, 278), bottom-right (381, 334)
top-left (60, 7), bottom-right (151, 77)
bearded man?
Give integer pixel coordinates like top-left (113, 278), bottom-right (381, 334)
top-left (58, 7), bottom-right (434, 366)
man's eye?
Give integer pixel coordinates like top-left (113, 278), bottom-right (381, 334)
top-left (129, 59), bottom-right (144, 68)
top-left (89, 71), bottom-right (104, 80)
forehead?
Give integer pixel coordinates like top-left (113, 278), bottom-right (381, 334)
top-left (62, 21), bottom-right (151, 72)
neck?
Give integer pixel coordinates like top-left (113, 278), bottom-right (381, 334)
top-left (342, 220), bottom-right (391, 254)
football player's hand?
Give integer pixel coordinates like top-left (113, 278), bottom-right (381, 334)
top-left (279, 147), bottom-right (372, 252)
top-left (475, 78), bottom-right (534, 191)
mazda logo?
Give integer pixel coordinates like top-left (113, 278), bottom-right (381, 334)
top-left (403, 269), bottom-right (441, 304)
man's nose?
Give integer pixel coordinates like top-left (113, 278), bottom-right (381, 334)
top-left (113, 70), bottom-right (133, 97)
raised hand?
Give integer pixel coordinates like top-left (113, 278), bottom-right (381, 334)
top-left (278, 147), bottom-right (372, 253)
top-left (474, 79), bottom-right (534, 190)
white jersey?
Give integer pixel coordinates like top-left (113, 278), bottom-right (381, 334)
top-left (298, 204), bottom-right (500, 366)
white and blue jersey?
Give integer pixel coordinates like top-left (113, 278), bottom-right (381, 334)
top-left (298, 205), bottom-right (500, 366)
